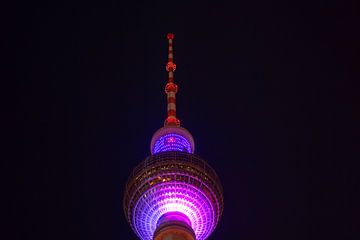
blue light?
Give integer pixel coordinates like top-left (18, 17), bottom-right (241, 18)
top-left (153, 133), bottom-right (192, 154)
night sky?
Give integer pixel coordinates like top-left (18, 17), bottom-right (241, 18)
top-left (14, 2), bottom-right (358, 240)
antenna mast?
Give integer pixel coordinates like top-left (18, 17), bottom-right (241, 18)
top-left (164, 33), bottom-right (180, 127)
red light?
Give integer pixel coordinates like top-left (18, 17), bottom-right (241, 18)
top-left (167, 33), bottom-right (174, 40)
top-left (167, 137), bottom-right (175, 143)
top-left (166, 62), bottom-right (176, 72)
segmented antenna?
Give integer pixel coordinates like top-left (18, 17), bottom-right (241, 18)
top-left (164, 33), bottom-right (180, 127)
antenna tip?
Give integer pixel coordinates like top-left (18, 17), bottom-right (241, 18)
top-left (167, 33), bottom-right (174, 40)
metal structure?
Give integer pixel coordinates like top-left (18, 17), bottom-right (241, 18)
top-left (124, 33), bottom-right (223, 240)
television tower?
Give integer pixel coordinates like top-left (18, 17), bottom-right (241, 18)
top-left (124, 33), bottom-right (224, 240)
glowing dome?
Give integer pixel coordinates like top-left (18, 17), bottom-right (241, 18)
top-left (150, 126), bottom-right (195, 154)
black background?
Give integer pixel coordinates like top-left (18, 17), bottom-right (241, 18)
top-left (12, 1), bottom-right (358, 240)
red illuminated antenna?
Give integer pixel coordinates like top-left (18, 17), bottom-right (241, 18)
top-left (164, 33), bottom-right (181, 127)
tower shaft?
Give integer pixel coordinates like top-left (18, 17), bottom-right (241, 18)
top-left (154, 226), bottom-right (195, 240)
top-left (153, 212), bottom-right (195, 240)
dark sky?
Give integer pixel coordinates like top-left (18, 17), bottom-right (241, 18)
top-left (13, 1), bottom-right (358, 240)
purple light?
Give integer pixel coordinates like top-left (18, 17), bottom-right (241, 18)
top-left (132, 181), bottom-right (216, 240)
top-left (125, 136), bottom-right (222, 240)
top-left (153, 133), bottom-right (192, 154)
top-left (157, 211), bottom-right (192, 228)
top-left (124, 152), bottom-right (223, 240)
top-left (150, 126), bottom-right (195, 154)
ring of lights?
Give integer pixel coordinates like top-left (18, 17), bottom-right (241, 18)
top-left (124, 151), bottom-right (223, 240)
top-left (150, 127), bottom-right (195, 154)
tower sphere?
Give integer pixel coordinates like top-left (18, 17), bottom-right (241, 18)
top-left (123, 151), bottom-right (223, 240)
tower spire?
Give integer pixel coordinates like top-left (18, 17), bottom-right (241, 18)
top-left (164, 33), bottom-right (180, 127)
